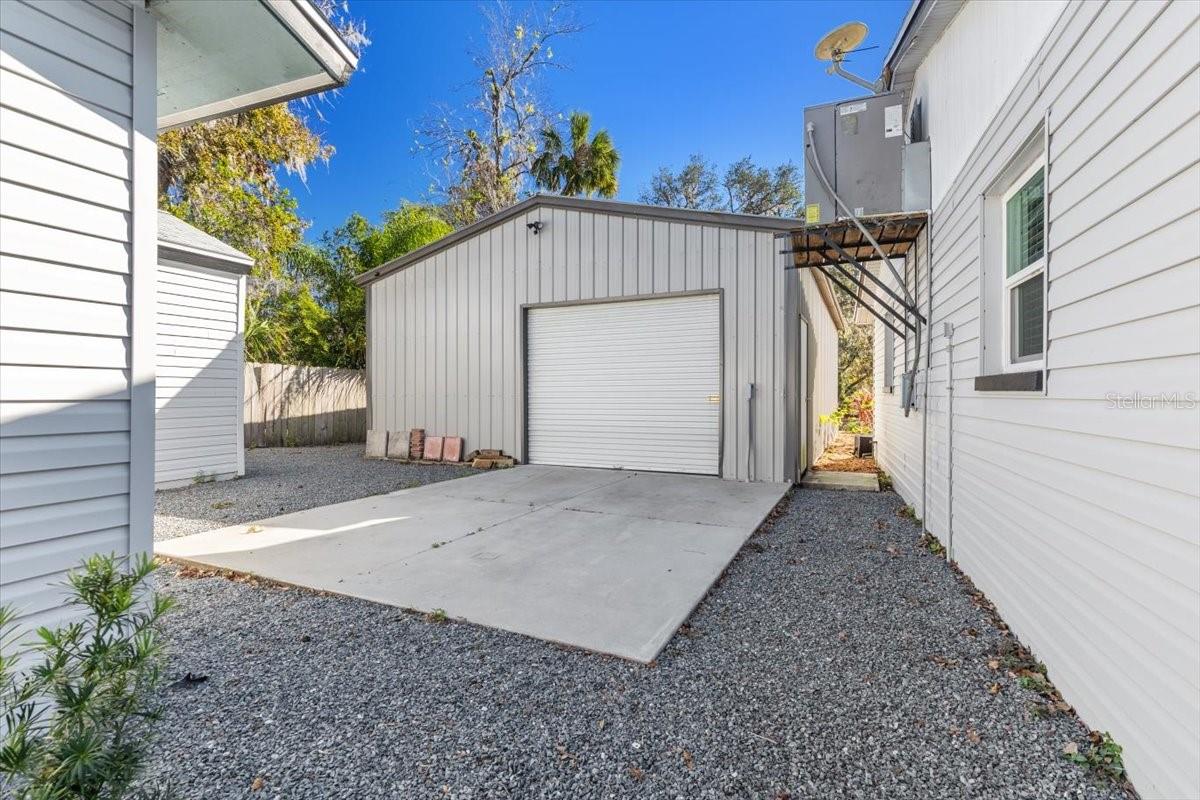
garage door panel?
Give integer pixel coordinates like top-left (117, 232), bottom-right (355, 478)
top-left (526, 295), bottom-right (720, 475)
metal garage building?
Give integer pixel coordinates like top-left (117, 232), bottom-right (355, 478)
top-left (155, 212), bottom-right (252, 488)
top-left (355, 196), bottom-right (843, 483)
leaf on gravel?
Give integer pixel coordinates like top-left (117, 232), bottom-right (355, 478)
top-left (987, 659), bottom-right (1001, 671)
top-left (886, 545), bottom-right (900, 557)
top-left (597, 719), bottom-right (606, 730)
top-left (1062, 742), bottom-right (1079, 756)
top-left (250, 776), bottom-right (265, 791)
top-left (836, 631), bottom-right (849, 642)
top-left (681, 748), bottom-right (694, 770)
top-left (965, 728), bottom-right (981, 744)
top-left (987, 682), bottom-right (1002, 695)
top-left (627, 765), bottom-right (645, 782)
top-left (929, 655), bottom-right (960, 669)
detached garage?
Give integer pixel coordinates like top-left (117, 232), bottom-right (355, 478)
top-left (155, 213), bottom-right (252, 488)
top-left (356, 196), bottom-right (843, 483)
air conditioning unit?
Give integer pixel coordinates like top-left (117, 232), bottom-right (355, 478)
top-left (803, 91), bottom-right (930, 225)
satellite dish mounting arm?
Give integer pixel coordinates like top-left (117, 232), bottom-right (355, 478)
top-left (827, 59), bottom-right (884, 94)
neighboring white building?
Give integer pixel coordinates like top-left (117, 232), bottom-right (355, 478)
top-left (155, 212), bottom-right (252, 489)
top-left (0, 1), bottom-right (356, 634)
top-left (356, 195), bottom-right (844, 482)
top-left (866, 2), bottom-right (1199, 797)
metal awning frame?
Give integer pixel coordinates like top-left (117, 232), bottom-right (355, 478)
top-left (782, 227), bottom-right (926, 336)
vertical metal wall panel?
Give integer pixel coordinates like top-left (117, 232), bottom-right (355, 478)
top-left (526, 295), bottom-right (721, 474)
top-left (366, 204), bottom-right (837, 482)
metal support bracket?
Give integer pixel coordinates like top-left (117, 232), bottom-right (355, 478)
top-left (808, 264), bottom-right (907, 338)
top-left (815, 231), bottom-right (926, 324)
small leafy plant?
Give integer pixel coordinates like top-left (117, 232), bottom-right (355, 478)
top-left (1062, 731), bottom-right (1126, 783)
top-left (0, 554), bottom-right (174, 799)
top-left (918, 531), bottom-right (944, 556)
top-left (425, 608), bottom-right (448, 624)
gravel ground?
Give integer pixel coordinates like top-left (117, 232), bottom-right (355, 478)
top-left (144, 487), bottom-right (1130, 799)
top-left (154, 444), bottom-right (474, 541)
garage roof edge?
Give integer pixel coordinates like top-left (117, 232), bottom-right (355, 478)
top-left (813, 270), bottom-right (846, 332)
top-left (158, 211), bottom-right (254, 274)
top-left (354, 195), bottom-right (802, 287)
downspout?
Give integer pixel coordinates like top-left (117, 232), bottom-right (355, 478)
top-left (944, 321), bottom-right (955, 561)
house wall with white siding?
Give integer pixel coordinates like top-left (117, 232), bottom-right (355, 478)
top-left (365, 199), bottom-right (842, 483)
top-left (0, 0), bottom-right (156, 632)
top-left (873, 2), bottom-right (1200, 797)
top-left (155, 261), bottom-right (246, 488)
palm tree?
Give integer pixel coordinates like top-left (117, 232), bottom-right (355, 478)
top-left (532, 112), bottom-right (619, 198)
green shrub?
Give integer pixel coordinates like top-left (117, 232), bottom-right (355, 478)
top-left (0, 554), bottom-right (173, 799)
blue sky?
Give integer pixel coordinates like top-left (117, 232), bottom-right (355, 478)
top-left (282, 0), bottom-right (910, 238)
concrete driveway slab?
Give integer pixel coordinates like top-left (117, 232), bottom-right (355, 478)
top-left (408, 463), bottom-right (632, 506)
top-left (559, 470), bottom-right (790, 528)
top-left (156, 466), bottom-right (788, 661)
top-left (354, 506), bottom-right (750, 662)
top-left (159, 493), bottom-right (530, 586)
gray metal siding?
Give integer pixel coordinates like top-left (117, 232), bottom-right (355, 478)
top-left (368, 206), bottom-right (796, 482)
top-left (154, 261), bottom-right (244, 487)
top-left (873, 2), bottom-right (1200, 797)
top-left (0, 0), bottom-right (139, 631)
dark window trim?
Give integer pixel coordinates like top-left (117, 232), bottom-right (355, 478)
top-left (974, 370), bottom-right (1043, 392)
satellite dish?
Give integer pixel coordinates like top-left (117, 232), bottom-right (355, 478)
top-left (815, 21), bottom-right (868, 63)
top-left (814, 21), bottom-right (882, 93)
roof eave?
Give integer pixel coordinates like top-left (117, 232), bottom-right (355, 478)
top-left (354, 195), bottom-right (803, 288)
top-left (153, 0), bottom-right (358, 132)
top-left (880, 0), bottom-right (964, 91)
top-left (158, 243), bottom-right (254, 274)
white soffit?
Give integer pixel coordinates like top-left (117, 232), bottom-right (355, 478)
top-left (153, 0), bottom-right (358, 131)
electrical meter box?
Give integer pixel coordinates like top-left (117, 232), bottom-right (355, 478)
top-left (803, 91), bottom-right (931, 225)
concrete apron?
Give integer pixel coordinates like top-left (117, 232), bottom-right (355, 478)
top-left (156, 466), bottom-right (789, 663)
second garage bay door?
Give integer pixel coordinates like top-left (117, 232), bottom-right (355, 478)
top-left (526, 294), bottom-right (721, 474)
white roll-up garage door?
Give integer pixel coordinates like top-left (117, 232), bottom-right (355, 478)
top-left (526, 294), bottom-right (721, 474)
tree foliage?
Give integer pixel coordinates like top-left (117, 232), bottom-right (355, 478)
top-left (722, 157), bottom-right (803, 216)
top-left (158, 103), bottom-right (329, 278)
top-left (532, 111), bottom-right (619, 197)
top-left (417, 2), bottom-right (583, 226)
top-left (639, 154), bottom-right (803, 216)
top-left (834, 288), bottom-right (874, 421)
top-left (638, 154), bottom-right (721, 210)
top-left (260, 205), bottom-right (452, 369)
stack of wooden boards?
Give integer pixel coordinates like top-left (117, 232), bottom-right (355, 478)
top-left (464, 449), bottom-right (515, 469)
top-left (364, 428), bottom-right (515, 469)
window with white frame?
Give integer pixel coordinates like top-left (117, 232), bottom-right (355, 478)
top-left (1000, 160), bottom-right (1046, 367)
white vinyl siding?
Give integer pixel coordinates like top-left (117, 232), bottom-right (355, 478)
top-left (366, 203), bottom-right (840, 483)
top-left (0, 0), bottom-right (150, 634)
top-left (154, 261), bottom-right (245, 487)
top-left (526, 295), bottom-right (721, 475)
top-left (874, 2), bottom-right (1200, 798)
